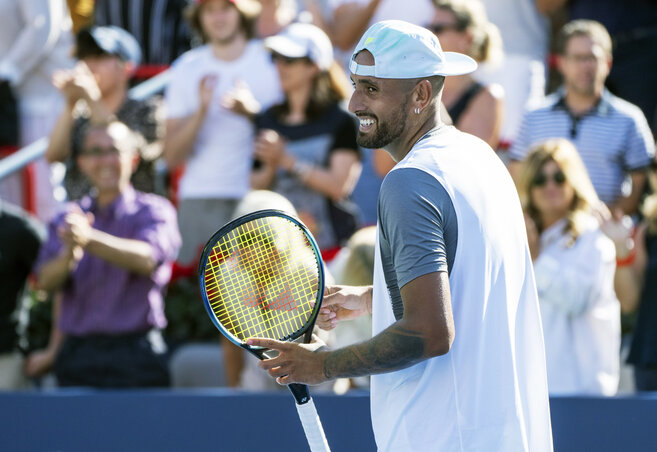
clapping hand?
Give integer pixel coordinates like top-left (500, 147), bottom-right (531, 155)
top-left (221, 79), bottom-right (261, 117)
top-left (52, 62), bottom-right (101, 105)
top-left (57, 206), bottom-right (95, 262)
top-left (254, 129), bottom-right (286, 167)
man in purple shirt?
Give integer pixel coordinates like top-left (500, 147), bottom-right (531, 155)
top-left (33, 120), bottom-right (181, 387)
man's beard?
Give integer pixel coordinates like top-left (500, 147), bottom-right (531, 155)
top-left (356, 98), bottom-right (409, 149)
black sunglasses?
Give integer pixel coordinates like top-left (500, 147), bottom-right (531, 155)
top-left (270, 52), bottom-right (312, 65)
top-left (426, 23), bottom-right (463, 34)
top-left (532, 170), bottom-right (567, 187)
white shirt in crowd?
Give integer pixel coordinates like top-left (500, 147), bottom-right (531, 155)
top-left (0, 0), bottom-right (75, 221)
top-left (371, 127), bottom-right (552, 452)
top-left (165, 41), bottom-right (282, 200)
top-left (0, 0), bottom-right (73, 116)
top-left (534, 216), bottom-right (621, 396)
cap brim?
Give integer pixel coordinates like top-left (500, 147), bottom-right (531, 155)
top-left (438, 52), bottom-right (478, 76)
top-left (264, 36), bottom-right (308, 59)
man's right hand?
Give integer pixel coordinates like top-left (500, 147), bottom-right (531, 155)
top-left (52, 62), bottom-right (101, 105)
top-left (317, 285), bottom-right (372, 330)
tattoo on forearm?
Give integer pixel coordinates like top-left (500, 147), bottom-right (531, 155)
top-left (323, 324), bottom-right (425, 379)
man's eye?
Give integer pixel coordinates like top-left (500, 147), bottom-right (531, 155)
top-left (367, 87), bottom-right (376, 94)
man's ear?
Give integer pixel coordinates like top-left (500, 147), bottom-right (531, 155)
top-left (414, 80), bottom-right (433, 112)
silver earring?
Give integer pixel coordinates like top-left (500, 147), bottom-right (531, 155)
top-left (414, 107), bottom-right (420, 114)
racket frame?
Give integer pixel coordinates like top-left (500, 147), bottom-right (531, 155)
top-left (198, 209), bottom-right (325, 404)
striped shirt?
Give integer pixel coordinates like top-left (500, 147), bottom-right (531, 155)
top-left (510, 88), bottom-right (655, 204)
top-left (94, 0), bottom-right (191, 65)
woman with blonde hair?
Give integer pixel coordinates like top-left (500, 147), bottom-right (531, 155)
top-left (518, 138), bottom-right (620, 396)
top-left (427, 0), bottom-right (504, 148)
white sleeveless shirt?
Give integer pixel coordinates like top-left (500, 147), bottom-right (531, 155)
top-left (370, 126), bottom-right (553, 451)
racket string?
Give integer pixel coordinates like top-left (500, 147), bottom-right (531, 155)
top-left (203, 216), bottom-right (321, 342)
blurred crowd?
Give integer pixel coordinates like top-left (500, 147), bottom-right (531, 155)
top-left (1, 0), bottom-right (656, 397)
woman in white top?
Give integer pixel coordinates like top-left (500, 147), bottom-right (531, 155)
top-left (517, 138), bottom-right (620, 396)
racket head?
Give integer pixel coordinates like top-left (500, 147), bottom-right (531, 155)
top-left (198, 209), bottom-right (325, 350)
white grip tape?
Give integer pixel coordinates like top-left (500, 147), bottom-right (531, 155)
top-left (296, 398), bottom-right (331, 452)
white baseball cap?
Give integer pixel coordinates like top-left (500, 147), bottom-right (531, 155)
top-left (264, 23), bottom-right (333, 71)
top-left (349, 20), bottom-right (477, 79)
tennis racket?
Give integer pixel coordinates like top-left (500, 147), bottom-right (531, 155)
top-left (198, 209), bottom-right (331, 452)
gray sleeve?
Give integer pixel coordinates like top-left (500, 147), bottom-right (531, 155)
top-left (378, 167), bottom-right (457, 288)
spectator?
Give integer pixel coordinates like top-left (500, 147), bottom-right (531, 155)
top-left (251, 22), bottom-right (361, 253)
top-left (0, 0), bottom-right (75, 221)
top-left (602, 160), bottom-right (657, 391)
top-left (46, 25), bottom-right (165, 201)
top-left (0, 201), bottom-right (45, 389)
top-left (475, 0), bottom-right (554, 147)
top-left (565, 0), bottom-right (657, 135)
top-left (509, 20), bottom-right (655, 216)
top-left (93, 0), bottom-right (192, 67)
top-left (427, 0), bottom-right (504, 148)
top-left (518, 138), bottom-right (620, 396)
top-left (31, 120), bottom-right (181, 388)
top-left (164, 0), bottom-right (282, 266)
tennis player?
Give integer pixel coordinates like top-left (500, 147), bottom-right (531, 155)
top-left (248, 20), bottom-right (553, 451)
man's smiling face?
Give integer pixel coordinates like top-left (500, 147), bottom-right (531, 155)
top-left (348, 50), bottom-right (412, 151)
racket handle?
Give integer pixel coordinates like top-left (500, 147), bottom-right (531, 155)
top-left (288, 383), bottom-right (311, 404)
top-left (296, 397), bottom-right (331, 452)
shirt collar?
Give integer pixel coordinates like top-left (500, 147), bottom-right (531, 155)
top-left (540, 218), bottom-right (568, 249)
top-left (82, 185), bottom-right (137, 219)
top-left (552, 87), bottom-right (613, 117)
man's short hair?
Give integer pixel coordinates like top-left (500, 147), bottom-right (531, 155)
top-left (401, 75), bottom-right (446, 100)
top-left (556, 20), bottom-right (612, 59)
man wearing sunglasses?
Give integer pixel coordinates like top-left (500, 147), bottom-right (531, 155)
top-left (32, 120), bottom-right (181, 388)
top-left (509, 20), bottom-right (655, 216)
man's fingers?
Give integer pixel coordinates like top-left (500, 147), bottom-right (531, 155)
top-left (258, 358), bottom-right (283, 371)
top-left (247, 337), bottom-right (285, 350)
top-left (276, 375), bottom-right (291, 385)
top-left (316, 309), bottom-right (337, 330)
